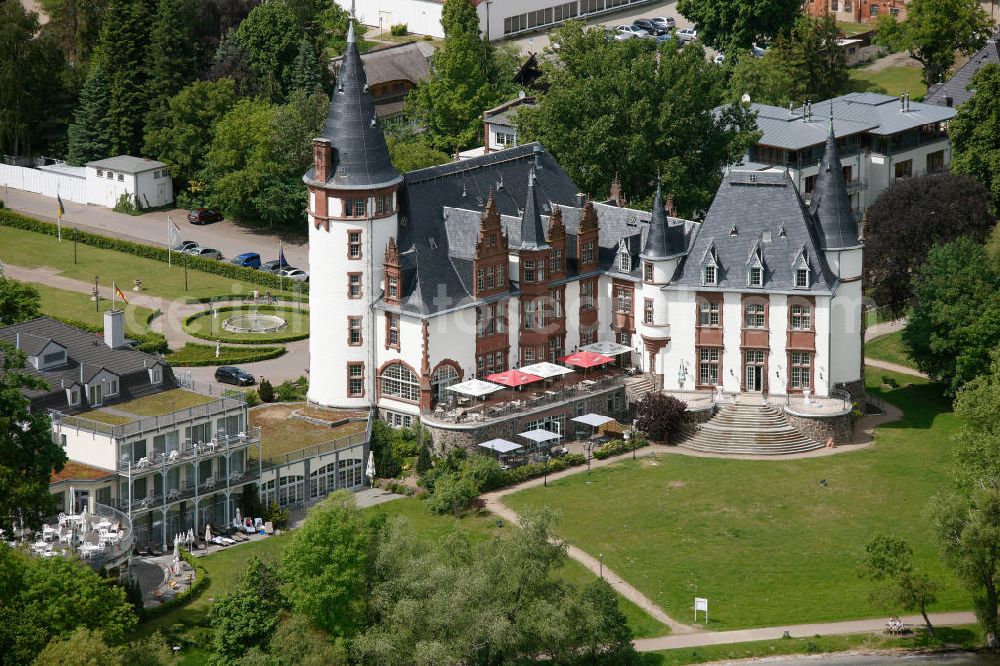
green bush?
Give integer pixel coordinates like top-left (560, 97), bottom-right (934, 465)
top-left (165, 343), bottom-right (285, 367)
top-left (258, 378), bottom-right (275, 402)
top-left (463, 454), bottom-right (506, 493)
top-left (390, 23), bottom-right (408, 36)
top-left (427, 472), bottom-right (479, 516)
top-left (0, 209), bottom-right (308, 293)
top-left (275, 376), bottom-right (307, 402)
top-left (500, 453), bottom-right (587, 486)
top-left (592, 437), bottom-right (648, 460)
top-left (141, 549), bottom-right (208, 621)
top-left (415, 444), bottom-right (432, 475)
top-left (113, 192), bottom-right (142, 215)
top-left (245, 390), bottom-right (261, 407)
top-left (265, 502), bottom-right (289, 530)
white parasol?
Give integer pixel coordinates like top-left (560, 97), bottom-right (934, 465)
top-left (366, 450), bottom-right (375, 483)
top-left (205, 524), bottom-right (211, 543)
top-left (235, 507), bottom-right (242, 527)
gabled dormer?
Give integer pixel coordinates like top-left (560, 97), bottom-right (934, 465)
top-left (576, 199), bottom-right (600, 273)
top-left (473, 191), bottom-right (508, 298)
top-left (617, 238), bottom-right (633, 274)
top-left (547, 205), bottom-right (567, 279)
top-left (383, 236), bottom-right (402, 306)
top-left (701, 243), bottom-right (719, 286)
top-left (792, 246), bottom-right (810, 289)
top-left (746, 242), bottom-right (765, 288)
top-left (30, 339), bottom-right (68, 371)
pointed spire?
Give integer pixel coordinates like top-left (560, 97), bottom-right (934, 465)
top-left (642, 181), bottom-right (681, 260)
top-left (518, 169), bottom-right (550, 251)
top-left (547, 204), bottom-right (566, 242)
top-left (384, 236), bottom-right (400, 267)
top-left (809, 116), bottom-right (860, 250)
top-left (347, 17), bottom-right (356, 44)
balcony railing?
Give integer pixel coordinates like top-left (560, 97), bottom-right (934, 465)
top-left (117, 468), bottom-right (262, 514)
top-left (51, 395), bottom-right (248, 440)
top-left (118, 427), bottom-right (262, 474)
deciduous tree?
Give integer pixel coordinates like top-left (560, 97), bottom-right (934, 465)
top-left (386, 138), bottom-right (452, 173)
top-left (952, 350), bottom-right (1000, 493)
top-left (39, 0), bottom-right (110, 67)
top-left (874, 0), bottom-right (992, 86)
top-left (236, 1), bottom-right (305, 97)
top-left (635, 393), bottom-right (688, 444)
top-left (0, 278), bottom-right (42, 326)
top-left (860, 534), bottom-right (939, 633)
top-left (903, 237), bottom-right (1000, 393)
top-left (211, 556), bottom-right (285, 660)
top-left (778, 15), bottom-right (849, 103)
top-left (863, 173), bottom-right (994, 316)
top-left (675, 0), bottom-right (801, 54)
top-left (726, 50), bottom-right (795, 105)
top-left (950, 65), bottom-right (1000, 214)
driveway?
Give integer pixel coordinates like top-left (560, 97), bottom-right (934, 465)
top-left (1, 189), bottom-right (310, 271)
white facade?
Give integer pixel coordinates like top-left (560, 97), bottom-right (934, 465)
top-left (85, 158), bottom-right (174, 209)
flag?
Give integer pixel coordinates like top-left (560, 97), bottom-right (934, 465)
top-left (167, 216), bottom-right (180, 248)
top-left (56, 193), bottom-right (65, 218)
top-left (278, 240), bottom-right (287, 268)
top-left (115, 284), bottom-right (129, 305)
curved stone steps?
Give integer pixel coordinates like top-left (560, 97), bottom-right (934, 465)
top-left (677, 403), bottom-right (822, 456)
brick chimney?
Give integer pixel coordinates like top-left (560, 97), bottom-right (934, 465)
top-left (312, 138), bottom-right (332, 182)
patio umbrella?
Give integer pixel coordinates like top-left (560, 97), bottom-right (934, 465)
top-left (571, 413), bottom-right (616, 428)
top-left (486, 369), bottom-right (543, 388)
top-left (205, 524), bottom-right (211, 544)
top-left (478, 438), bottom-right (522, 454)
top-left (366, 450), bottom-right (376, 483)
top-left (518, 428), bottom-right (562, 452)
top-left (446, 379), bottom-right (504, 399)
top-left (518, 362), bottom-right (574, 380)
top-left (580, 341), bottom-right (632, 357)
top-left (560, 350), bottom-right (613, 370)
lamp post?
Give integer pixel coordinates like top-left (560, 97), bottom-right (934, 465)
top-left (625, 427), bottom-right (633, 460)
top-left (587, 441), bottom-right (593, 475)
top-left (599, 553), bottom-right (604, 579)
top-left (94, 276), bottom-right (100, 312)
top-left (73, 227), bottom-right (78, 264)
top-left (543, 454), bottom-right (550, 487)
top-left (183, 252), bottom-right (189, 291)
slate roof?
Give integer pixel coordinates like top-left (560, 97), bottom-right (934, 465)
top-left (307, 22), bottom-right (402, 191)
top-left (925, 33), bottom-right (1000, 107)
top-left (809, 122), bottom-right (861, 250)
top-left (641, 183), bottom-right (687, 260)
top-left (0, 317), bottom-right (174, 413)
top-left (671, 170), bottom-right (837, 294)
top-left (518, 169), bottom-right (550, 251)
top-left (86, 156), bottom-right (165, 173)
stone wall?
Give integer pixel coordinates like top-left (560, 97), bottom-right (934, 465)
top-left (836, 379), bottom-right (866, 415)
top-left (424, 387), bottom-right (628, 454)
top-left (784, 410), bottom-right (853, 444)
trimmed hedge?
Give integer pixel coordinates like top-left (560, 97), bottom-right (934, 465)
top-left (500, 453), bottom-right (587, 486)
top-left (593, 438), bottom-right (649, 460)
top-left (0, 208), bottom-right (308, 293)
top-left (166, 342), bottom-right (286, 367)
top-left (183, 305), bottom-right (309, 344)
top-left (182, 293), bottom-right (309, 305)
top-left (140, 548), bottom-right (208, 622)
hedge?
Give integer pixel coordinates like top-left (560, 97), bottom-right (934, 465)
top-left (140, 548), bottom-right (208, 622)
top-left (183, 305), bottom-right (310, 344)
top-left (182, 293), bottom-right (309, 305)
top-left (166, 342), bottom-right (286, 367)
top-left (500, 453), bottom-right (587, 486)
top-left (592, 438), bottom-right (649, 460)
top-left (0, 208), bottom-right (308, 293)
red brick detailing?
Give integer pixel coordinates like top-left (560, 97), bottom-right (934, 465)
top-left (473, 191), bottom-right (509, 298)
top-left (384, 236), bottom-right (402, 306)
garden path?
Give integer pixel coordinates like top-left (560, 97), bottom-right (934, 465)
top-left (864, 317), bottom-right (928, 379)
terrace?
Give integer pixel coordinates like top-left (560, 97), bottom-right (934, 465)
top-left (14, 503), bottom-right (135, 573)
top-left (663, 388), bottom-right (853, 417)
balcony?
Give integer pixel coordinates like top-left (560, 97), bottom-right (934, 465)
top-left (117, 468), bottom-right (262, 514)
top-left (117, 427), bottom-right (262, 474)
top-left (30, 503), bottom-right (134, 571)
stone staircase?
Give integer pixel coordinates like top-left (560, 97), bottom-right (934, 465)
top-left (677, 403), bottom-right (822, 455)
top-left (625, 374), bottom-right (655, 403)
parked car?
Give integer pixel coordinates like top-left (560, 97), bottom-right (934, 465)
top-left (714, 53), bottom-right (726, 65)
top-left (173, 240), bottom-right (198, 253)
top-left (215, 366), bottom-right (255, 386)
top-left (615, 24), bottom-right (648, 40)
top-left (187, 208), bottom-right (223, 225)
top-left (260, 258), bottom-right (292, 274)
top-left (650, 16), bottom-right (676, 30)
top-left (184, 246), bottom-right (223, 260)
top-left (278, 267), bottom-right (309, 282)
top-left (632, 19), bottom-right (663, 36)
top-left (676, 27), bottom-right (698, 43)
top-left (230, 252), bottom-right (261, 269)
top-left (751, 45), bottom-right (767, 58)
top-left (656, 33), bottom-right (675, 45)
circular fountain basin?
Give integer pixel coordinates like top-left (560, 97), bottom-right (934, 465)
top-left (222, 314), bottom-right (288, 334)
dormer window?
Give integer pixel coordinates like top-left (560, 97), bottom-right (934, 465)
top-left (748, 266), bottom-right (763, 287)
top-left (795, 268), bottom-right (809, 288)
top-left (619, 250), bottom-right (631, 273)
top-left (67, 387), bottom-right (80, 407)
top-left (150, 365), bottom-right (162, 385)
top-left (703, 265), bottom-right (716, 285)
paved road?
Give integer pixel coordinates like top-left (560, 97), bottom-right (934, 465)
top-left (1, 189), bottom-right (309, 271)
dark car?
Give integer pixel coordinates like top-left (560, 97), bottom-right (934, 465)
top-left (633, 19), bottom-right (664, 36)
top-left (188, 208), bottom-right (223, 225)
top-left (215, 366), bottom-right (255, 386)
top-left (650, 16), bottom-right (676, 30)
top-left (260, 258), bottom-right (292, 274)
top-left (230, 252), bottom-right (261, 269)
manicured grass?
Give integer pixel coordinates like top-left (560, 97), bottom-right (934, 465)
top-left (183, 306), bottom-right (309, 343)
top-left (837, 21), bottom-right (873, 36)
top-left (866, 330), bottom-right (915, 368)
top-left (505, 369), bottom-right (966, 630)
top-left (250, 404), bottom-right (367, 460)
top-left (34, 283), bottom-right (155, 335)
top-left (850, 65), bottom-right (927, 98)
top-left (109, 388), bottom-right (215, 417)
top-left (165, 342), bottom-right (285, 367)
top-left (82, 410), bottom-right (134, 425)
top-left (0, 225), bottom-right (294, 300)
top-left (639, 625), bottom-right (981, 665)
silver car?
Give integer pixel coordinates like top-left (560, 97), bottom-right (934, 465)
top-left (615, 25), bottom-right (648, 40)
top-left (278, 267), bottom-right (309, 282)
top-left (184, 246), bottom-right (223, 260)
top-left (676, 28), bottom-right (698, 43)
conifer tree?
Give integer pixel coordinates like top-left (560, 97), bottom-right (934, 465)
top-left (143, 0), bottom-right (198, 140)
top-left (289, 35), bottom-right (323, 93)
top-left (67, 66), bottom-right (113, 165)
top-left (93, 0), bottom-right (152, 155)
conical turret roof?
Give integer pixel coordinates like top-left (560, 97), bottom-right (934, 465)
top-left (641, 182), bottom-right (685, 260)
top-left (809, 121), bottom-right (860, 249)
top-left (518, 170), bottom-right (550, 251)
top-left (316, 21), bottom-right (401, 190)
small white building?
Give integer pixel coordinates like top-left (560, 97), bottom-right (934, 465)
top-left (85, 156), bottom-right (174, 209)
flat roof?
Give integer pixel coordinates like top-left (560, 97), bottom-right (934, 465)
top-left (50, 461), bottom-right (116, 484)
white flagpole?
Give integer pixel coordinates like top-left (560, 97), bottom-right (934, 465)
top-left (167, 216), bottom-right (172, 268)
top-left (112, 282), bottom-right (117, 310)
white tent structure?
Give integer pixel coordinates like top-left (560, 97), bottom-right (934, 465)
top-left (478, 438), bottom-right (522, 454)
top-left (518, 429), bottom-right (562, 449)
top-left (571, 413), bottom-right (616, 428)
top-left (580, 341), bottom-right (632, 356)
top-left (519, 362), bottom-right (575, 379)
top-left (446, 379), bottom-right (504, 398)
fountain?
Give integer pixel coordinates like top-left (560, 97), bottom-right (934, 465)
top-left (222, 294), bottom-right (287, 334)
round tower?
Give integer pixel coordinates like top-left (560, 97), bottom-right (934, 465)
top-left (636, 183), bottom-right (681, 387)
top-left (304, 21), bottom-right (403, 408)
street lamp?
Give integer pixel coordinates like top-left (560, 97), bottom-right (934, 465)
top-left (543, 454), bottom-right (550, 487)
top-left (94, 276), bottom-right (100, 312)
top-left (587, 441), bottom-right (593, 475)
top-left (599, 553), bottom-right (604, 579)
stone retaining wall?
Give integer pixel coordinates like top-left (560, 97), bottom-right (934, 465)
top-left (784, 410), bottom-right (853, 444)
top-left (836, 379), bottom-right (867, 415)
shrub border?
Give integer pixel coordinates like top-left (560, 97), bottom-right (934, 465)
top-left (140, 549), bottom-right (208, 622)
top-left (0, 209), bottom-right (308, 293)
top-left (166, 343), bottom-right (286, 367)
top-left (182, 305), bottom-right (310, 344)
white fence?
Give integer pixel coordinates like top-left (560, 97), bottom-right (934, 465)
top-left (0, 163), bottom-right (87, 204)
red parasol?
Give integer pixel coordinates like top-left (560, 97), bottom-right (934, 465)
top-left (559, 350), bottom-right (614, 369)
top-left (486, 369), bottom-right (544, 388)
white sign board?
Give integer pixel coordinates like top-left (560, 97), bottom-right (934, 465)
top-left (694, 597), bottom-right (708, 623)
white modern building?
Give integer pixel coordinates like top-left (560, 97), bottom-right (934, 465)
top-left (304, 23), bottom-right (864, 447)
top-left (344, 0), bottom-right (659, 41)
top-left (739, 93), bottom-right (955, 215)
top-left (85, 155), bottom-right (174, 209)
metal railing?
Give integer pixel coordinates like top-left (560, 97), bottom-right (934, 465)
top-left (117, 427), bottom-right (262, 473)
top-left (117, 468), bottom-right (262, 514)
top-left (776, 388), bottom-right (853, 415)
top-left (51, 395), bottom-right (248, 440)
top-left (260, 430), bottom-right (368, 468)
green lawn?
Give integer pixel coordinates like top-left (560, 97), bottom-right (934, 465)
top-left (866, 331), bottom-right (915, 368)
top-left (837, 21), bottom-right (873, 36)
top-left (249, 404), bottom-right (367, 461)
top-left (850, 65), bottom-right (927, 98)
top-left (184, 306), bottom-right (309, 343)
top-left (0, 226), bottom-right (294, 301)
top-left (107, 388), bottom-right (215, 417)
top-left (34, 283), bottom-right (155, 335)
top-left (504, 369), bottom-right (967, 630)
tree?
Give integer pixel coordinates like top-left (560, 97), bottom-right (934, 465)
top-left (519, 23), bottom-right (758, 214)
top-left (211, 556), bottom-right (285, 660)
top-left (903, 237), bottom-right (1000, 394)
top-left (874, 0), bottom-right (992, 87)
top-left (0, 278), bottom-right (41, 325)
top-left (143, 78), bottom-right (238, 189)
top-left (675, 0), bottom-right (801, 54)
top-left (0, 2), bottom-right (73, 157)
top-left (635, 393), bottom-right (688, 444)
top-left (289, 35), bottom-right (323, 93)
top-left (950, 65), bottom-right (1000, 214)
top-left (777, 15), bottom-right (849, 103)
top-left (406, 0), bottom-right (515, 152)
top-left (265, 612), bottom-right (349, 666)
top-left (860, 534), bottom-right (939, 633)
top-left (427, 472), bottom-right (479, 516)
top-left (67, 66), bottom-right (113, 165)
top-left (369, 420), bottom-right (403, 478)
top-left (930, 488), bottom-right (1000, 647)
top-left (863, 173), bottom-right (994, 316)
top-left (34, 627), bottom-right (123, 666)
top-left (386, 138), bottom-right (452, 173)
top-left (258, 378), bottom-right (275, 402)
top-left (143, 0), bottom-right (199, 139)
top-left (236, 1), bottom-right (304, 97)
top-left (952, 350), bottom-right (1000, 493)
top-left (0, 343), bottom-right (66, 532)
top-left (281, 491), bottom-right (371, 638)
top-left (39, 0), bottom-right (110, 67)
top-left (415, 441), bottom-right (433, 476)
top-left (726, 50), bottom-right (795, 106)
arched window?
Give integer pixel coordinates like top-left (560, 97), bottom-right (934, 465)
top-left (380, 363), bottom-right (420, 402)
top-left (431, 364), bottom-right (459, 405)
